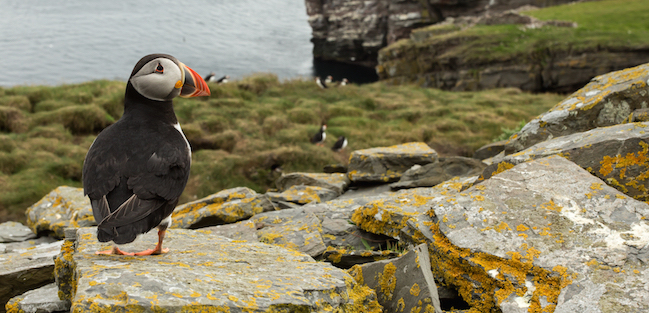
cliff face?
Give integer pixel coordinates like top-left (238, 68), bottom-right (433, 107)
top-left (305, 0), bottom-right (576, 67)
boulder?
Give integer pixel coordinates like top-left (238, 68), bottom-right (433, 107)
top-left (275, 172), bottom-right (350, 195)
top-left (267, 185), bottom-right (339, 205)
top-left (505, 63), bottom-right (649, 154)
top-left (0, 222), bottom-right (36, 243)
top-left (5, 283), bottom-right (70, 313)
top-left (55, 228), bottom-right (382, 312)
top-left (348, 142), bottom-right (438, 183)
top-left (473, 139), bottom-right (508, 160)
top-left (25, 186), bottom-right (94, 239)
top-left (390, 156), bottom-right (486, 190)
top-left (171, 187), bottom-right (274, 229)
top-left (480, 122), bottom-right (649, 202)
top-left (356, 155), bottom-right (649, 312)
top-left (1, 240), bottom-right (63, 312)
top-left (349, 243), bottom-right (443, 313)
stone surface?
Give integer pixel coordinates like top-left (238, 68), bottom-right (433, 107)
top-left (348, 142), bottom-right (438, 183)
top-left (473, 139), bottom-right (508, 160)
top-left (267, 185), bottom-right (339, 205)
top-left (0, 222), bottom-right (36, 243)
top-left (275, 172), bottom-right (350, 195)
top-left (0, 240), bottom-right (63, 312)
top-left (25, 186), bottom-right (94, 239)
top-left (390, 156), bottom-right (485, 190)
top-left (480, 122), bottom-right (649, 202)
top-left (171, 186), bottom-right (275, 229)
top-left (350, 243), bottom-right (442, 313)
top-left (357, 155), bottom-right (649, 312)
top-left (55, 228), bottom-right (382, 312)
top-left (5, 283), bottom-right (70, 313)
top-left (505, 63), bottom-right (649, 154)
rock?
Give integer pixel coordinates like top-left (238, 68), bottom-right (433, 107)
top-left (631, 108), bottom-right (649, 122)
top-left (348, 142), bottom-right (438, 183)
top-left (0, 222), bottom-right (36, 243)
top-left (390, 157), bottom-right (486, 190)
top-left (0, 240), bottom-right (63, 312)
top-left (505, 63), bottom-right (649, 154)
top-left (3, 237), bottom-right (59, 254)
top-left (473, 139), bottom-right (508, 160)
top-left (349, 243), bottom-right (442, 313)
top-left (5, 283), bottom-right (70, 313)
top-left (25, 186), bottom-right (94, 239)
top-left (171, 187), bottom-right (275, 229)
top-left (323, 163), bottom-right (347, 173)
top-left (55, 228), bottom-right (382, 312)
top-left (275, 172), bottom-right (350, 195)
top-left (357, 155), bottom-right (649, 312)
top-left (267, 185), bottom-right (339, 205)
top-left (480, 122), bottom-right (649, 202)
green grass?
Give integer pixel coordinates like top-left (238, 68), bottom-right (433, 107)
top-left (0, 75), bottom-right (564, 222)
top-left (404, 0), bottom-right (649, 64)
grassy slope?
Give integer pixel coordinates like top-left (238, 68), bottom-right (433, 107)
top-left (408, 0), bottom-right (649, 63)
top-left (0, 76), bottom-right (564, 222)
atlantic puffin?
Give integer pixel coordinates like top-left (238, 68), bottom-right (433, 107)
top-left (339, 78), bottom-right (349, 87)
top-left (204, 72), bottom-right (216, 82)
top-left (325, 75), bottom-right (333, 85)
top-left (216, 75), bottom-right (229, 84)
top-left (83, 54), bottom-right (210, 256)
top-left (331, 136), bottom-right (348, 152)
top-left (315, 76), bottom-right (328, 89)
top-left (311, 123), bottom-right (327, 145)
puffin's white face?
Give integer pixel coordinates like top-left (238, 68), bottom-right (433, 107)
top-left (130, 57), bottom-right (184, 101)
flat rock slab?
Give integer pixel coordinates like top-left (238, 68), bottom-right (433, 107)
top-left (5, 283), bottom-right (70, 313)
top-left (350, 244), bottom-right (442, 313)
top-left (506, 62), bottom-right (649, 154)
top-left (267, 185), bottom-right (339, 205)
top-left (275, 172), bottom-right (350, 195)
top-left (390, 157), bottom-right (485, 190)
top-left (56, 228), bottom-right (381, 312)
top-left (171, 187), bottom-right (274, 229)
top-left (25, 186), bottom-right (94, 239)
top-left (0, 222), bottom-right (36, 243)
top-left (348, 142), bottom-right (438, 183)
top-left (1, 240), bottom-right (63, 312)
top-left (480, 122), bottom-right (649, 202)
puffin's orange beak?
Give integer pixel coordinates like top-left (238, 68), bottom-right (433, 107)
top-left (179, 63), bottom-right (210, 97)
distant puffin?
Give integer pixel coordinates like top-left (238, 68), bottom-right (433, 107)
top-left (331, 136), bottom-right (348, 152)
top-left (315, 76), bottom-right (328, 89)
top-left (325, 75), bottom-right (333, 85)
top-left (339, 78), bottom-right (349, 87)
top-left (204, 72), bottom-right (216, 82)
top-left (216, 75), bottom-right (229, 84)
top-left (83, 54), bottom-right (210, 256)
top-left (311, 123), bottom-right (327, 145)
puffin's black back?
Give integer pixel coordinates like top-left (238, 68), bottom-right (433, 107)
top-left (82, 54), bottom-right (191, 244)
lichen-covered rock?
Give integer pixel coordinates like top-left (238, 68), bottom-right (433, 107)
top-left (473, 139), bottom-right (508, 160)
top-left (5, 283), bottom-right (70, 313)
top-left (349, 243), bottom-right (442, 313)
top-left (348, 142), bottom-right (438, 183)
top-left (55, 228), bottom-right (382, 312)
top-left (25, 187), bottom-right (94, 238)
top-left (390, 156), bottom-right (485, 190)
top-left (505, 63), bottom-right (649, 154)
top-left (359, 155), bottom-right (649, 312)
top-left (267, 185), bottom-right (339, 205)
top-left (171, 187), bottom-right (274, 229)
top-left (480, 122), bottom-right (649, 202)
top-left (1, 240), bottom-right (63, 312)
top-left (0, 222), bottom-right (36, 243)
top-left (276, 172), bottom-right (350, 195)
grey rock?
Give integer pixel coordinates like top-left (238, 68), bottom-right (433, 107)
top-left (25, 186), bottom-right (94, 239)
top-left (5, 283), bottom-right (70, 313)
top-left (3, 236), bottom-right (59, 254)
top-left (350, 243), bottom-right (442, 313)
top-left (0, 222), bottom-right (36, 243)
top-left (55, 228), bottom-right (381, 312)
top-left (267, 185), bottom-right (339, 205)
top-left (172, 186), bottom-right (275, 229)
top-left (275, 172), bottom-right (350, 195)
top-left (390, 156), bottom-right (486, 190)
top-left (473, 139), bottom-right (508, 160)
top-left (0, 240), bottom-right (63, 312)
top-left (348, 142), bottom-right (438, 183)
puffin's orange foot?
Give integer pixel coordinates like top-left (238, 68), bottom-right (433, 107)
top-left (96, 246), bottom-right (134, 256)
top-left (133, 247), bottom-right (169, 256)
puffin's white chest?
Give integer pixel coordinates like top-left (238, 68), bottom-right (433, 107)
top-left (173, 123), bottom-right (192, 161)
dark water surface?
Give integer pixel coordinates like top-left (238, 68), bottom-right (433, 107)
top-left (0, 0), bottom-right (315, 86)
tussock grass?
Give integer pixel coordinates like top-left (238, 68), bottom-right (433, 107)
top-left (0, 76), bottom-right (563, 222)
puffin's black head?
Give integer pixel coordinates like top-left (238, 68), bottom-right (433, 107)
top-left (128, 54), bottom-right (210, 102)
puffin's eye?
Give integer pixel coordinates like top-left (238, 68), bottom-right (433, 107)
top-left (155, 63), bottom-right (164, 74)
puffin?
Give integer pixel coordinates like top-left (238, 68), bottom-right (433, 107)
top-left (325, 75), bottom-right (333, 85)
top-left (82, 53), bottom-right (210, 256)
top-left (315, 76), bottom-right (328, 89)
top-left (204, 72), bottom-right (216, 82)
top-left (339, 78), bottom-right (349, 87)
top-left (215, 75), bottom-right (229, 84)
top-left (331, 136), bottom-right (348, 152)
top-left (311, 123), bottom-right (327, 145)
